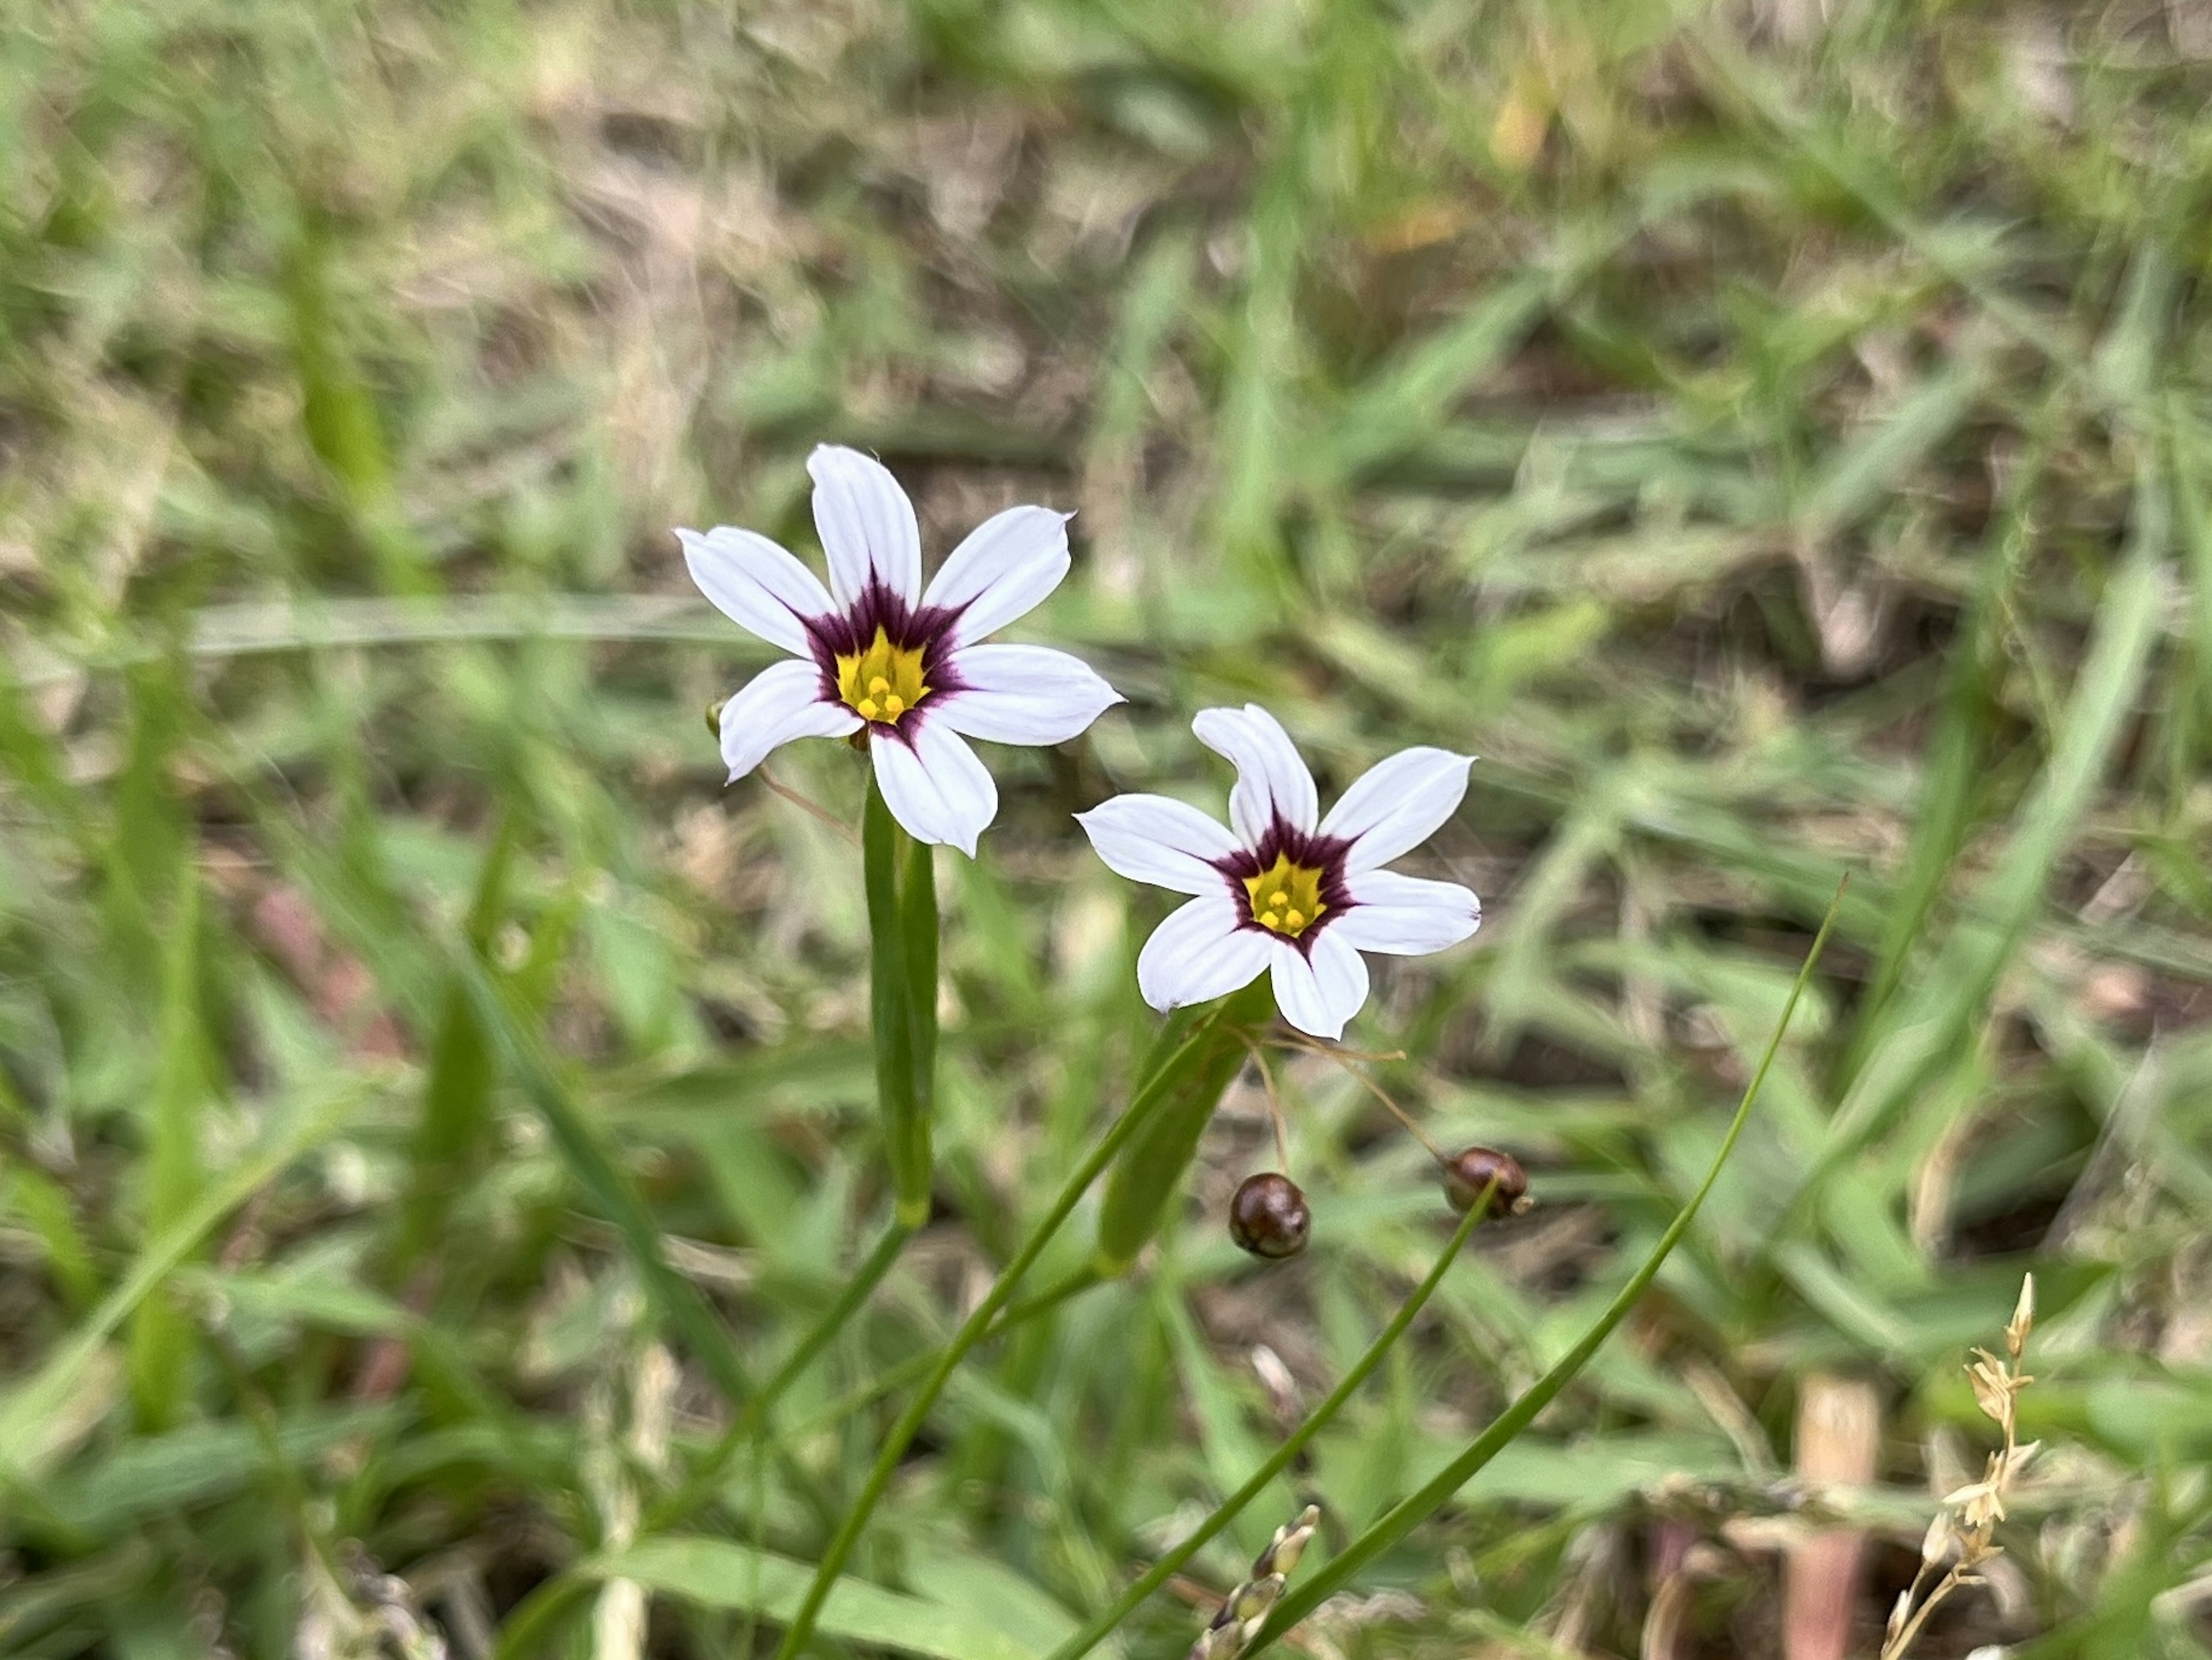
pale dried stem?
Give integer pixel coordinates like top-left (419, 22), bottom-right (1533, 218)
top-left (1266, 1032), bottom-right (1448, 1164)
top-left (1239, 1039), bottom-right (1294, 1174)
top-left (756, 762), bottom-right (861, 845)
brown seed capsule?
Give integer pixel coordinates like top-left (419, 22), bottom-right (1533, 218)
top-left (1442, 1146), bottom-right (1528, 1217)
top-left (1229, 1173), bottom-right (1310, 1259)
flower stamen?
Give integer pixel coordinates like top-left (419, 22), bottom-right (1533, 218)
top-left (836, 627), bottom-right (931, 728)
top-left (1243, 854), bottom-right (1327, 938)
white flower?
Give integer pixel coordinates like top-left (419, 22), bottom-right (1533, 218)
top-left (679, 446), bottom-right (1122, 855)
top-left (1077, 705), bottom-right (1482, 1041)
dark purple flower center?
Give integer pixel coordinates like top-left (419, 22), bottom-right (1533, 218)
top-left (805, 580), bottom-right (965, 739)
top-left (1214, 819), bottom-right (1354, 953)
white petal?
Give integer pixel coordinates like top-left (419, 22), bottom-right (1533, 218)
top-left (1076, 794), bottom-right (1241, 897)
top-left (1331, 869), bottom-right (1482, 956)
top-left (677, 527), bottom-right (834, 657)
top-left (932, 644), bottom-right (1121, 746)
top-left (872, 720), bottom-right (997, 857)
top-left (809, 445), bottom-right (922, 608)
top-left (1136, 895), bottom-right (1271, 1014)
top-left (922, 506), bottom-right (1071, 645)
top-left (717, 659), bottom-right (858, 780)
top-left (1192, 705), bottom-right (1318, 844)
top-left (1268, 933), bottom-right (1369, 1042)
top-left (1320, 747), bottom-right (1474, 871)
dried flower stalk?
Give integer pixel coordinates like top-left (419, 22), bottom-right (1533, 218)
top-left (1880, 1275), bottom-right (2038, 1660)
top-left (1190, 1506), bottom-right (1321, 1660)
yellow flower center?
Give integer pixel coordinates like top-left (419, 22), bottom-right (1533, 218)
top-left (1243, 853), bottom-right (1328, 938)
top-left (835, 627), bottom-right (931, 725)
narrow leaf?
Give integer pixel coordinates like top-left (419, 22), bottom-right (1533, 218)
top-left (1248, 880), bottom-right (1844, 1650)
top-left (0, 1091), bottom-right (359, 1479)
top-left (452, 950), bottom-right (755, 1407)
top-left (127, 853), bottom-right (205, 1432)
top-left (596, 1536), bottom-right (1046, 1660)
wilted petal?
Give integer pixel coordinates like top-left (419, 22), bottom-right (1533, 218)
top-left (717, 659), bottom-right (858, 780)
top-left (809, 445), bottom-right (922, 607)
top-left (922, 506), bottom-right (1072, 644)
top-left (1137, 895), bottom-right (1271, 1013)
top-left (872, 719), bottom-right (997, 856)
top-left (1077, 794), bottom-right (1241, 895)
top-left (1192, 705), bottom-right (1318, 843)
top-left (1320, 747), bottom-right (1474, 871)
top-left (1331, 869), bottom-right (1482, 956)
top-left (677, 526), bottom-right (835, 657)
top-left (933, 644), bottom-right (1121, 746)
top-left (1269, 933), bottom-right (1369, 1041)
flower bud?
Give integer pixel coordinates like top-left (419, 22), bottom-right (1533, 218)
top-left (1441, 1146), bottom-right (1528, 1217)
top-left (1229, 1173), bottom-right (1310, 1259)
top-left (704, 699), bottom-right (726, 739)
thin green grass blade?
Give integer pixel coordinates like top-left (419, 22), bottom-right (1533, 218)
top-left (1212, 145), bottom-right (1305, 612)
top-left (1796, 349), bottom-right (1990, 543)
top-left (285, 185), bottom-right (428, 595)
top-left (1835, 384), bottom-right (2063, 1086)
top-left (6, 1167), bottom-right (97, 1314)
top-left (1688, 29), bottom-right (2081, 381)
top-left (1048, 1189), bottom-right (1497, 1659)
top-left (393, 825), bottom-right (512, 1270)
top-left (769, 1001), bottom-right (1244, 1660)
top-left (1246, 880), bottom-right (1844, 1652)
top-left (487, 1216), bottom-right (920, 1660)
top-left (240, 777), bottom-right (771, 1507)
top-left (1093, 981), bottom-right (1272, 1273)
top-left (1809, 417), bottom-right (2169, 1188)
top-left (449, 949), bottom-right (755, 1407)
top-left (2173, 407), bottom-right (2212, 754)
top-left (0, 656), bottom-right (85, 833)
top-left (1332, 270), bottom-right (1552, 481)
top-left (0, 1090), bottom-right (362, 1480)
top-left (590, 1536), bottom-right (1047, 1660)
top-left (652, 1215), bottom-right (916, 1530)
top-left (124, 850), bottom-right (204, 1434)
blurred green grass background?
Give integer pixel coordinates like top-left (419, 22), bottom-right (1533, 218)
top-left (5, 0), bottom-right (2212, 1654)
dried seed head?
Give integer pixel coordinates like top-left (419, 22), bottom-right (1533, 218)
top-left (1883, 1273), bottom-right (2044, 1660)
top-left (1267, 1506), bottom-right (1320, 1579)
top-left (1967, 1354), bottom-right (2012, 1427)
top-left (1229, 1174), bottom-right (1310, 1260)
top-left (1885, 1588), bottom-right (1914, 1642)
top-left (2007, 1273), bottom-right (2035, 1362)
top-left (1945, 1477), bottom-right (2005, 1532)
top-left (1188, 1506), bottom-right (1321, 1660)
top-left (1920, 1510), bottom-right (1955, 1567)
top-left (1441, 1147), bottom-right (1529, 1217)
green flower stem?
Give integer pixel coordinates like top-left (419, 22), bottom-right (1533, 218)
top-left (769, 1000), bottom-right (1243, 1660)
top-left (1047, 1185), bottom-right (1498, 1660)
top-left (1245, 879), bottom-right (1846, 1654)
top-left (902, 828), bottom-right (939, 1171)
top-left (488, 1217), bottom-right (917, 1660)
top-left (864, 780), bottom-right (935, 1224)
top-left (1005, 1261), bottom-right (1100, 1324)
